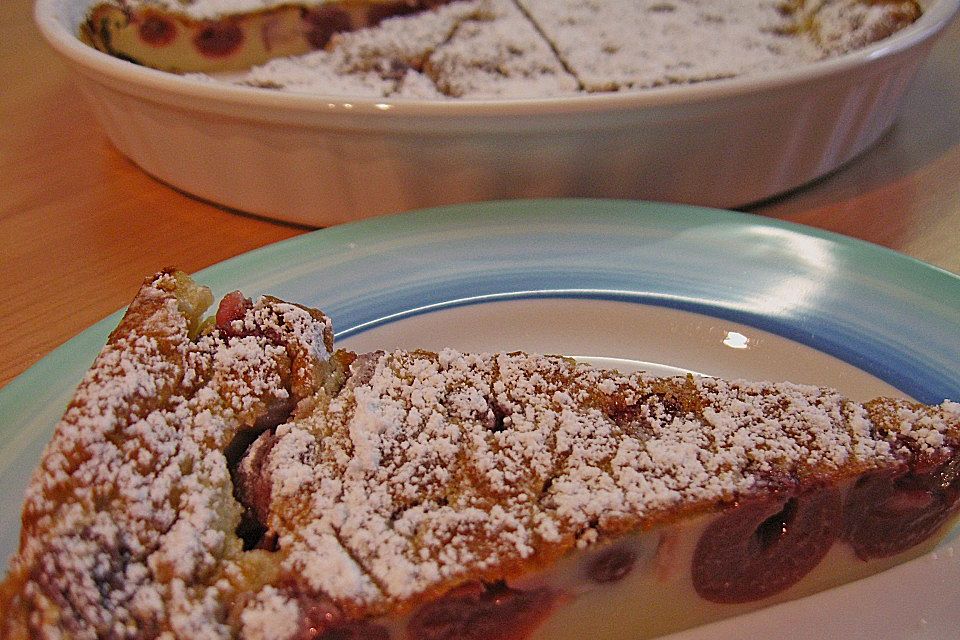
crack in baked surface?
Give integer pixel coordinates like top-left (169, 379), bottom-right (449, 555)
top-left (80, 0), bottom-right (923, 97)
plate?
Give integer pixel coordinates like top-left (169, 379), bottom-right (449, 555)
top-left (33, 0), bottom-right (960, 225)
top-left (1, 199), bottom-right (958, 638)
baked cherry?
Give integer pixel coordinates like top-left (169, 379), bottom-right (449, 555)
top-left (844, 455), bottom-right (960, 560)
top-left (231, 430), bottom-right (278, 549)
top-left (367, 1), bottom-right (414, 25)
top-left (292, 595), bottom-right (390, 640)
top-left (303, 621), bottom-right (390, 640)
top-left (586, 545), bottom-right (637, 584)
top-left (365, 0), bottom-right (453, 27)
top-left (138, 13), bottom-right (176, 47)
top-left (302, 6), bottom-right (352, 49)
top-left (234, 431), bottom-right (277, 524)
top-left (407, 581), bottom-right (557, 640)
top-left (691, 487), bottom-right (842, 603)
top-left (216, 290), bottom-right (252, 335)
top-left (193, 20), bottom-right (243, 58)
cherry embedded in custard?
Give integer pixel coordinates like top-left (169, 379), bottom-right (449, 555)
top-left (302, 6), bottom-right (352, 49)
top-left (139, 14), bottom-right (176, 46)
top-left (586, 545), bottom-right (637, 584)
top-left (366, 0), bottom-right (433, 25)
top-left (309, 621), bottom-right (390, 640)
top-left (292, 596), bottom-right (390, 640)
top-left (365, 0), bottom-right (455, 28)
top-left (407, 581), bottom-right (557, 640)
top-left (193, 21), bottom-right (244, 57)
top-left (691, 488), bottom-right (842, 603)
top-left (844, 456), bottom-right (960, 560)
top-left (231, 430), bottom-right (278, 550)
top-left (233, 430), bottom-right (278, 526)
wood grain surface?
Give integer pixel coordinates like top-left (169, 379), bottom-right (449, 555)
top-left (1, 0), bottom-right (957, 389)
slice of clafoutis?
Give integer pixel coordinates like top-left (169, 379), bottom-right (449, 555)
top-left (81, 0), bottom-right (453, 73)
top-left (0, 271), bottom-right (958, 640)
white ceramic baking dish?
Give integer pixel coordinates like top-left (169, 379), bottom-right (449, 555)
top-left (34, 0), bottom-right (960, 227)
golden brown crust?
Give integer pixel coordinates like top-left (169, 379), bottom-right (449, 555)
top-left (0, 270), bottom-right (338, 639)
top-left (1, 272), bottom-right (957, 639)
top-left (250, 348), bottom-right (958, 619)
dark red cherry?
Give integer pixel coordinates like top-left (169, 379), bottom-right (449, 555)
top-left (310, 621), bottom-right (390, 640)
top-left (233, 430), bottom-right (278, 526)
top-left (193, 20), bottom-right (243, 57)
top-left (586, 545), bottom-right (637, 584)
top-left (302, 6), bottom-right (352, 49)
top-left (216, 290), bottom-right (251, 335)
top-left (291, 596), bottom-right (389, 640)
top-left (407, 581), bottom-right (557, 640)
top-left (844, 455), bottom-right (960, 560)
top-left (139, 14), bottom-right (176, 46)
top-left (365, 0), bottom-right (448, 25)
top-left (691, 487), bottom-right (842, 603)
top-left (365, 0), bottom-right (455, 27)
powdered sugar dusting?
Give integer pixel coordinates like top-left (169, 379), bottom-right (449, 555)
top-left (239, 586), bottom-right (300, 640)
top-left (238, 1), bottom-right (480, 97)
top-left (517, 0), bottom-right (818, 91)
top-left (257, 348), bottom-right (959, 614)
top-left (2, 274), bottom-right (957, 637)
top-left (425, 0), bottom-right (579, 98)
top-left (204, 0), bottom-right (921, 98)
top-left (0, 271), bottom-right (334, 638)
top-left (805, 0), bottom-right (922, 54)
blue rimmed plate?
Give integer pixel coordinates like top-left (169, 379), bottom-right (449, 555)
top-left (1, 199), bottom-right (958, 638)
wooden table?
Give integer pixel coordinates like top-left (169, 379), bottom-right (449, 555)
top-left (2, 0), bottom-right (958, 390)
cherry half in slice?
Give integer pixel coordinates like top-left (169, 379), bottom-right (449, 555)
top-left (193, 20), bottom-right (244, 58)
top-left (216, 290), bottom-right (252, 335)
top-left (844, 455), bottom-right (960, 560)
top-left (287, 592), bottom-right (389, 640)
top-left (407, 581), bottom-right (558, 640)
top-left (586, 545), bottom-right (638, 584)
top-left (138, 13), bottom-right (176, 47)
top-left (691, 487), bottom-right (842, 603)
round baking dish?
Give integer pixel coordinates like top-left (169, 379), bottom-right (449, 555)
top-left (34, 0), bottom-right (960, 227)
